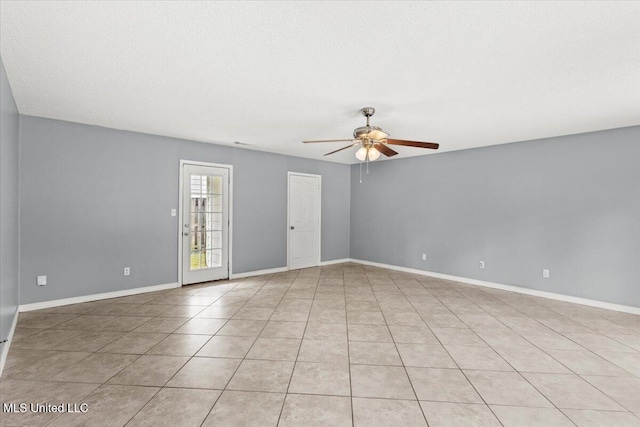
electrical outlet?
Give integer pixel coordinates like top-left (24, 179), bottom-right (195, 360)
top-left (171, 208), bottom-right (177, 217)
top-left (479, 261), bottom-right (485, 269)
top-left (543, 269), bottom-right (550, 278)
top-left (421, 253), bottom-right (426, 261)
top-left (124, 267), bottom-right (130, 276)
top-left (37, 275), bottom-right (47, 286)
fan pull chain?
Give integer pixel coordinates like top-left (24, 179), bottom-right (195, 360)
top-left (366, 156), bottom-right (369, 174)
top-left (359, 162), bottom-right (363, 184)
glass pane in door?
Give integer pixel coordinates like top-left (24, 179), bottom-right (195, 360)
top-left (189, 174), bottom-right (223, 270)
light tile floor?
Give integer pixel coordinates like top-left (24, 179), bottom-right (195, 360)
top-left (2, 263), bottom-right (640, 426)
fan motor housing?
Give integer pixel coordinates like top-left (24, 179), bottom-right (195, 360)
top-left (353, 126), bottom-right (382, 139)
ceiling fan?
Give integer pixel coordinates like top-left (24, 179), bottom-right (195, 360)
top-left (303, 107), bottom-right (439, 161)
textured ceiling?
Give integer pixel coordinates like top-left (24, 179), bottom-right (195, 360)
top-left (1, 1), bottom-right (639, 164)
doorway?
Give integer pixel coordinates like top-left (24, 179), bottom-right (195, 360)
top-left (180, 161), bottom-right (232, 285)
top-left (288, 172), bottom-right (321, 270)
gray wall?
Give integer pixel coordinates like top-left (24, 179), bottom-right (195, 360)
top-left (351, 126), bottom-right (640, 308)
top-left (19, 116), bottom-right (350, 304)
top-left (13, 113), bottom-right (640, 308)
top-left (1, 58), bottom-right (20, 345)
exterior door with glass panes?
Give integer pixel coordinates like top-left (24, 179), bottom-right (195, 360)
top-left (182, 164), bottom-right (229, 284)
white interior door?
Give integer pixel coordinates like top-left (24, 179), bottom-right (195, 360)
top-left (182, 164), bottom-right (229, 284)
top-left (288, 173), bottom-right (321, 270)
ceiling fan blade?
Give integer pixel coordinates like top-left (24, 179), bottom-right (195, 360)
top-left (386, 139), bottom-right (439, 150)
top-left (303, 139), bottom-right (356, 143)
top-left (374, 143), bottom-right (398, 157)
top-left (324, 143), bottom-right (359, 156)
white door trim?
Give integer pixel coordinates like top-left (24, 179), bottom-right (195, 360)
top-left (287, 171), bottom-right (322, 270)
top-left (178, 160), bottom-right (233, 286)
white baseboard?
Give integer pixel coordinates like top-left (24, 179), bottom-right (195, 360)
top-left (19, 282), bottom-right (180, 312)
top-left (230, 258), bottom-right (351, 279)
top-left (319, 258), bottom-right (351, 266)
top-left (349, 258), bottom-right (640, 315)
top-left (230, 267), bottom-right (289, 279)
top-left (0, 307), bottom-right (19, 377)
top-left (19, 259), bottom-right (635, 317)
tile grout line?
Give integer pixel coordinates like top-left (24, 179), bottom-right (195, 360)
top-left (273, 268), bottom-right (314, 427)
top-left (117, 276), bottom-right (251, 427)
top-left (433, 274), bottom-right (637, 414)
top-left (38, 276), bottom-right (246, 425)
top-left (366, 268), bottom-right (431, 426)
top-left (200, 273), bottom-right (291, 426)
top-left (405, 274), bottom-right (591, 424)
top-left (122, 284), bottom-right (250, 427)
top-left (341, 268), bottom-right (355, 427)
top-left (395, 274), bottom-right (514, 425)
top-left (396, 273), bottom-right (510, 426)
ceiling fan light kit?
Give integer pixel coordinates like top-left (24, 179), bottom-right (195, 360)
top-left (302, 107), bottom-right (440, 176)
top-left (355, 145), bottom-right (381, 161)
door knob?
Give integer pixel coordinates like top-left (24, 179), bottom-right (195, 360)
top-left (290, 226), bottom-right (295, 230)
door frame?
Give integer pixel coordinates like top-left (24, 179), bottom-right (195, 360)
top-left (287, 171), bottom-right (322, 270)
top-left (178, 160), bottom-right (234, 287)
